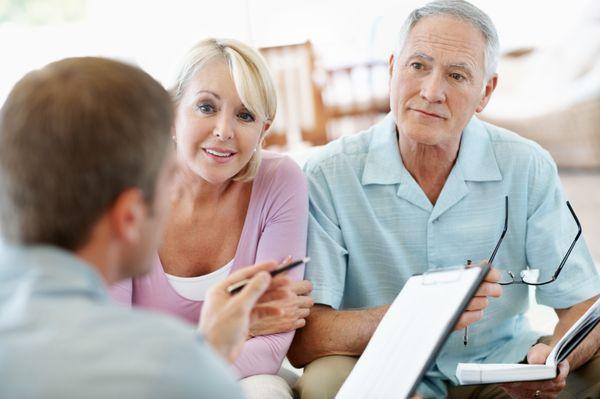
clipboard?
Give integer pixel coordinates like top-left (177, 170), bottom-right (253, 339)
top-left (336, 263), bottom-right (490, 399)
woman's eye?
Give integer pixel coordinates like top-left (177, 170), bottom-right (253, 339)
top-left (450, 73), bottom-right (465, 82)
top-left (196, 103), bottom-right (215, 113)
top-left (238, 111), bottom-right (255, 122)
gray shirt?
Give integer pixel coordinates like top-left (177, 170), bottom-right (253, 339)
top-left (0, 243), bottom-right (244, 399)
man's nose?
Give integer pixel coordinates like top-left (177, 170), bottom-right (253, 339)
top-left (420, 72), bottom-right (446, 103)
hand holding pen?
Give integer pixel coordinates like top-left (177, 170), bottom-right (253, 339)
top-left (227, 257), bottom-right (309, 294)
top-left (454, 260), bottom-right (503, 336)
top-left (461, 196), bottom-right (508, 345)
top-left (200, 257), bottom-right (310, 362)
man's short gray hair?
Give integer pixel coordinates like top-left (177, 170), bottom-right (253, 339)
top-left (396, 0), bottom-right (500, 81)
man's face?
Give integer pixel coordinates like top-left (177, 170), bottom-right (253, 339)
top-left (121, 150), bottom-right (177, 279)
top-left (390, 15), bottom-right (495, 147)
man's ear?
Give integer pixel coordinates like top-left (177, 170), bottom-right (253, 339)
top-left (476, 74), bottom-right (498, 113)
top-left (107, 188), bottom-right (147, 244)
top-left (388, 54), bottom-right (395, 79)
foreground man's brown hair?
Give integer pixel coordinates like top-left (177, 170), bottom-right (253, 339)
top-left (0, 57), bottom-right (173, 250)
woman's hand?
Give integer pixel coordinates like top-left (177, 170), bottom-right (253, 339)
top-left (249, 279), bottom-right (314, 337)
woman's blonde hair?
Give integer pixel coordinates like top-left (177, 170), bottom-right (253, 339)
top-left (171, 38), bottom-right (277, 182)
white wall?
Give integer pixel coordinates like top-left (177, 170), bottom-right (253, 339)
top-left (0, 0), bottom-right (595, 103)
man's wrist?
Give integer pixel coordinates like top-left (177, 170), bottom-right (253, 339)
top-left (199, 323), bottom-right (234, 362)
top-left (207, 332), bottom-right (234, 362)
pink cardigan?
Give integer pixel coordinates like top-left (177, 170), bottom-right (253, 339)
top-left (110, 151), bottom-right (308, 378)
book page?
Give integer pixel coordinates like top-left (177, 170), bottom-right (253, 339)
top-left (456, 297), bottom-right (600, 384)
top-left (547, 297), bottom-right (600, 367)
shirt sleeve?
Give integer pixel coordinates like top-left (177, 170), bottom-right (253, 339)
top-left (526, 152), bottom-right (600, 308)
top-left (303, 162), bottom-right (348, 310)
top-left (159, 327), bottom-right (245, 399)
top-left (414, 375), bottom-right (448, 398)
top-left (232, 156), bottom-right (308, 378)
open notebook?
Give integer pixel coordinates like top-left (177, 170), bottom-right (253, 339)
top-left (336, 265), bottom-right (490, 399)
top-left (456, 296), bottom-right (600, 384)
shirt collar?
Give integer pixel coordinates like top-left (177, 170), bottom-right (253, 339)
top-left (362, 114), bottom-right (406, 186)
top-left (0, 242), bottom-right (109, 302)
top-left (362, 114), bottom-right (502, 186)
top-left (456, 116), bottom-right (502, 182)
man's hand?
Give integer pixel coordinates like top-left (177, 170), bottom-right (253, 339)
top-left (249, 279), bottom-right (314, 337)
top-left (454, 263), bottom-right (502, 330)
top-left (199, 261), bottom-right (278, 363)
top-left (500, 343), bottom-right (569, 398)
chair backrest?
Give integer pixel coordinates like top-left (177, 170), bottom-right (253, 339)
top-left (260, 41), bottom-right (328, 148)
top-left (322, 60), bottom-right (390, 140)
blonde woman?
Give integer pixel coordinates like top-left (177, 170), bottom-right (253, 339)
top-left (111, 38), bottom-right (312, 398)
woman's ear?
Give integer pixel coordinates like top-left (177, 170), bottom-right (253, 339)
top-left (170, 125), bottom-right (177, 145)
top-left (262, 120), bottom-right (272, 135)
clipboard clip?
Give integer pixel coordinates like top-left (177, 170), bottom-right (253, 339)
top-left (421, 266), bottom-right (466, 285)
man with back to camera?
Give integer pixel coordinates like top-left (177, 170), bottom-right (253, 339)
top-left (0, 57), bottom-right (293, 398)
top-left (289, 1), bottom-right (600, 398)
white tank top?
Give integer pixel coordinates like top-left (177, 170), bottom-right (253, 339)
top-left (165, 259), bottom-right (234, 301)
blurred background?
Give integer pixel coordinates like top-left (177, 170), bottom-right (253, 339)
top-left (1, 0), bottom-right (599, 330)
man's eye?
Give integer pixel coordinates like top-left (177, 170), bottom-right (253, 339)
top-left (196, 103), bottom-right (214, 113)
top-left (410, 62), bottom-right (424, 70)
top-left (450, 73), bottom-right (465, 82)
top-left (238, 111), bottom-right (255, 122)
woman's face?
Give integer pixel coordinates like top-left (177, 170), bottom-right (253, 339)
top-left (174, 59), bottom-right (268, 185)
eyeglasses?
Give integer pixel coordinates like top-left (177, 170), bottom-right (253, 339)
top-left (489, 196), bottom-right (582, 286)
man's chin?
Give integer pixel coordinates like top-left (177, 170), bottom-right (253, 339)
top-left (400, 128), bottom-right (448, 147)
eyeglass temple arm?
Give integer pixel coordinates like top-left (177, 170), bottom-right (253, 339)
top-left (489, 195), bottom-right (509, 265)
top-left (552, 201), bottom-right (582, 280)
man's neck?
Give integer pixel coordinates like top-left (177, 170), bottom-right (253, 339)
top-left (398, 133), bottom-right (461, 205)
top-left (75, 220), bottom-right (121, 285)
top-left (76, 246), bottom-right (118, 285)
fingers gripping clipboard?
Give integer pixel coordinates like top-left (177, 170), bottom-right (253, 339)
top-left (336, 264), bottom-right (490, 399)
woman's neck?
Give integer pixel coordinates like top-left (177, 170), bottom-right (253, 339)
top-left (172, 165), bottom-right (241, 208)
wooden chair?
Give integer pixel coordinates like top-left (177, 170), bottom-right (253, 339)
top-left (259, 41), bottom-right (328, 148)
top-left (260, 41), bottom-right (390, 147)
top-left (322, 60), bottom-right (390, 140)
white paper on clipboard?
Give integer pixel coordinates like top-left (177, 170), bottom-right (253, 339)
top-left (336, 265), bottom-right (489, 399)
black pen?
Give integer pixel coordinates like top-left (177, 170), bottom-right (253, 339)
top-left (227, 257), bottom-right (310, 295)
top-left (464, 259), bottom-right (472, 346)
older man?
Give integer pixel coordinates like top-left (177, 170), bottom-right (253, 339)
top-left (0, 57), bottom-right (289, 398)
top-left (288, 1), bottom-right (600, 398)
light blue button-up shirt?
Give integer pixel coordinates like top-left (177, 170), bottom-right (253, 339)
top-left (0, 243), bottom-right (244, 399)
top-left (304, 114), bottom-right (600, 397)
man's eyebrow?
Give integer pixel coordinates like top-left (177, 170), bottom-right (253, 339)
top-left (448, 63), bottom-right (474, 77)
top-left (408, 51), bottom-right (434, 62)
top-left (406, 52), bottom-right (476, 77)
